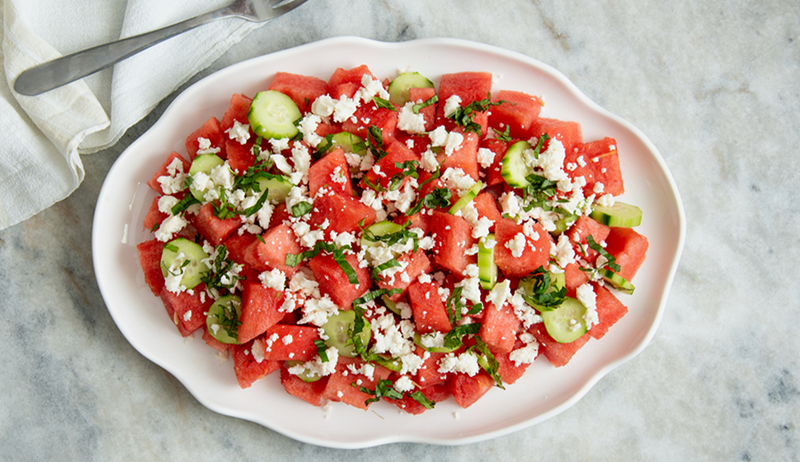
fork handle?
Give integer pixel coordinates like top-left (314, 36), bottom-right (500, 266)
top-left (13, 7), bottom-right (230, 96)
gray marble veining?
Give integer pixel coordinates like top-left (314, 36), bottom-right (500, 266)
top-left (1, 0), bottom-right (798, 460)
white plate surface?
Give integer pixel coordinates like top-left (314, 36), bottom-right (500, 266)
top-left (92, 37), bottom-right (685, 448)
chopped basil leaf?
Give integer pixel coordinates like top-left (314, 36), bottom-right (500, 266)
top-left (291, 201), bottom-right (313, 217)
top-left (409, 390), bottom-right (436, 409)
top-left (314, 339), bottom-right (329, 362)
top-left (405, 187), bottom-right (451, 216)
top-left (471, 336), bottom-right (505, 389)
top-left (372, 97), bottom-right (397, 112)
top-left (171, 194), bottom-right (200, 216)
top-left (412, 94), bottom-right (438, 114)
top-left (520, 266), bottom-right (566, 308)
top-left (492, 125), bottom-right (512, 142)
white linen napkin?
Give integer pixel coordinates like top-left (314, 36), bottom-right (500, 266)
top-left (0, 0), bottom-right (265, 230)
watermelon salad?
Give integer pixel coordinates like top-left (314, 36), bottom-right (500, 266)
top-left (136, 65), bottom-right (649, 414)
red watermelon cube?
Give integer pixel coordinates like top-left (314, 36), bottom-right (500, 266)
top-left (308, 252), bottom-right (371, 309)
top-left (529, 323), bottom-right (590, 367)
top-left (308, 147), bottom-right (353, 197)
top-left (488, 90), bottom-right (543, 139)
top-left (603, 227), bottom-right (649, 281)
top-left (225, 137), bottom-right (255, 174)
top-left (478, 302), bottom-right (520, 354)
top-left (232, 340), bottom-right (280, 389)
top-left (480, 138), bottom-right (509, 187)
top-left (262, 324), bottom-right (320, 361)
top-left (220, 93), bottom-right (253, 134)
top-left (159, 283), bottom-right (213, 337)
top-left (137, 238), bottom-right (165, 296)
top-left (186, 117), bottom-right (226, 160)
top-left (147, 152), bottom-right (191, 196)
top-left (567, 215), bottom-right (611, 265)
top-left (376, 249), bottom-right (433, 302)
top-left (429, 210), bottom-right (476, 276)
top-left (237, 281), bottom-right (286, 344)
top-left (142, 195), bottom-right (168, 232)
top-left (268, 72), bottom-right (329, 114)
top-left (321, 356), bottom-right (392, 410)
top-left (589, 283), bottom-right (629, 339)
top-left (408, 280), bottom-right (452, 334)
top-left (189, 202), bottom-right (242, 246)
top-left (308, 190), bottom-right (377, 239)
top-left (341, 102), bottom-right (398, 147)
top-left (280, 366), bottom-right (328, 406)
top-left (440, 132), bottom-right (480, 181)
top-left (328, 65), bottom-right (375, 95)
top-left (408, 86), bottom-right (437, 131)
top-left (244, 223), bottom-right (302, 275)
top-left (446, 371), bottom-right (495, 409)
top-left (531, 118), bottom-right (582, 155)
top-left (493, 218), bottom-right (551, 278)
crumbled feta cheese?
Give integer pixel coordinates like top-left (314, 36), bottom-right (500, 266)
top-left (397, 102), bottom-right (426, 134)
top-left (225, 120), bottom-right (251, 145)
top-left (477, 147), bottom-right (496, 168)
top-left (259, 268), bottom-right (286, 291)
top-left (577, 283), bottom-right (598, 329)
top-left (394, 375), bottom-right (416, 393)
top-left (505, 232), bottom-right (527, 258)
top-left (443, 95), bottom-right (462, 118)
top-left (196, 137), bottom-right (221, 155)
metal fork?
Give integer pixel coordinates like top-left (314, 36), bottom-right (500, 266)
top-left (13, 0), bottom-right (308, 96)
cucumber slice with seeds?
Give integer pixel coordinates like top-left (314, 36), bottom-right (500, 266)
top-left (501, 141), bottom-right (534, 189)
top-left (541, 297), bottom-right (588, 344)
top-left (188, 153), bottom-right (225, 201)
top-left (248, 90), bottom-right (302, 140)
top-left (360, 221), bottom-right (404, 250)
top-left (255, 174), bottom-right (293, 202)
top-left (591, 202), bottom-right (643, 228)
top-left (206, 295), bottom-right (242, 344)
top-left (388, 72), bottom-right (435, 106)
top-left (329, 132), bottom-right (367, 156)
top-left (160, 238), bottom-right (209, 290)
top-left (478, 234), bottom-right (497, 290)
top-left (321, 310), bottom-right (371, 358)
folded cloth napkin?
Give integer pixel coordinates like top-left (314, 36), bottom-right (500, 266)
top-left (0, 0), bottom-right (265, 230)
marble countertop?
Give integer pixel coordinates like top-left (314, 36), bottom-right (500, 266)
top-left (2, 0), bottom-right (798, 460)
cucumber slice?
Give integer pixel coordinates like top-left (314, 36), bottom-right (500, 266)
top-left (448, 181), bottom-right (484, 215)
top-left (591, 202), bottom-right (643, 228)
top-left (285, 360), bottom-right (322, 383)
top-left (373, 354), bottom-right (403, 372)
top-left (329, 132), bottom-right (367, 156)
top-left (500, 141), bottom-right (534, 189)
top-left (360, 221), bottom-right (404, 249)
top-left (160, 238), bottom-right (210, 290)
top-left (321, 310), bottom-right (371, 358)
top-left (381, 294), bottom-right (401, 316)
top-left (206, 295), bottom-right (242, 344)
top-left (551, 213), bottom-right (578, 236)
top-left (519, 270), bottom-right (566, 312)
top-left (188, 153), bottom-right (225, 201)
top-left (388, 72), bottom-right (435, 106)
top-left (254, 173), bottom-right (293, 202)
top-left (541, 297), bottom-right (588, 344)
top-left (599, 268), bottom-right (635, 295)
top-left (478, 234), bottom-right (498, 290)
top-left (247, 90), bottom-right (302, 140)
